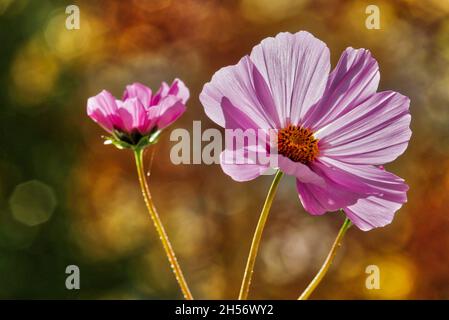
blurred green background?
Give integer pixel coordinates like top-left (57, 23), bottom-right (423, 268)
top-left (0, 0), bottom-right (449, 299)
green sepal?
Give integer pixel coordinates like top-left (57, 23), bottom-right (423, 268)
top-left (101, 129), bottom-right (162, 151)
top-left (103, 137), bottom-right (133, 149)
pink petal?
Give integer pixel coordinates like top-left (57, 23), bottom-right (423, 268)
top-left (220, 148), bottom-right (270, 182)
top-left (221, 97), bottom-right (261, 130)
top-left (296, 157), bottom-right (407, 216)
top-left (319, 157), bottom-right (407, 201)
top-left (116, 98), bottom-right (151, 134)
top-left (276, 154), bottom-right (325, 186)
top-left (151, 82), bottom-right (170, 105)
top-left (249, 31), bottom-right (330, 127)
top-left (316, 91), bottom-right (411, 165)
top-left (168, 78), bottom-right (190, 104)
top-left (123, 83), bottom-right (152, 108)
top-left (303, 48), bottom-right (380, 129)
top-left (296, 179), bottom-right (334, 216)
top-left (87, 107), bottom-right (114, 133)
top-left (200, 56), bottom-right (280, 130)
top-left (344, 195), bottom-right (407, 231)
top-left (295, 165), bottom-right (362, 216)
top-left (87, 90), bottom-right (121, 133)
top-left (148, 96), bottom-right (186, 130)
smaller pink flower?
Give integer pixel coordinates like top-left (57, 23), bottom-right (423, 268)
top-left (87, 79), bottom-right (188, 147)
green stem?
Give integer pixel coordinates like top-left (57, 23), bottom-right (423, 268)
top-left (238, 170), bottom-right (284, 300)
top-left (298, 217), bottom-right (352, 300)
top-left (133, 148), bottom-right (193, 300)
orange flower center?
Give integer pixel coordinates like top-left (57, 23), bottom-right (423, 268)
top-left (277, 124), bottom-right (319, 164)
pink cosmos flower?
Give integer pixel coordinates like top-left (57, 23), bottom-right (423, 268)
top-left (200, 31), bottom-right (411, 231)
top-left (87, 79), bottom-right (188, 147)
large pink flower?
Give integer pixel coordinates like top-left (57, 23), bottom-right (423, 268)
top-left (200, 31), bottom-right (411, 231)
top-left (88, 79), bottom-right (188, 147)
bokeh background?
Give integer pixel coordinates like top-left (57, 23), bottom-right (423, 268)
top-left (0, 0), bottom-right (448, 299)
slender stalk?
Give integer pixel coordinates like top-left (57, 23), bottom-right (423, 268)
top-left (298, 218), bottom-right (352, 300)
top-left (238, 170), bottom-right (284, 300)
top-left (133, 148), bottom-right (193, 300)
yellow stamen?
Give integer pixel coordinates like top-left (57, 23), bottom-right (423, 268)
top-left (277, 124), bottom-right (319, 164)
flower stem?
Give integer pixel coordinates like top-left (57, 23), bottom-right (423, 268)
top-left (133, 148), bottom-right (193, 300)
top-left (298, 217), bottom-right (352, 300)
top-left (238, 170), bottom-right (284, 300)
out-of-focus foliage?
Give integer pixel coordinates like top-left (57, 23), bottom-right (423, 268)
top-left (0, 0), bottom-right (448, 299)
